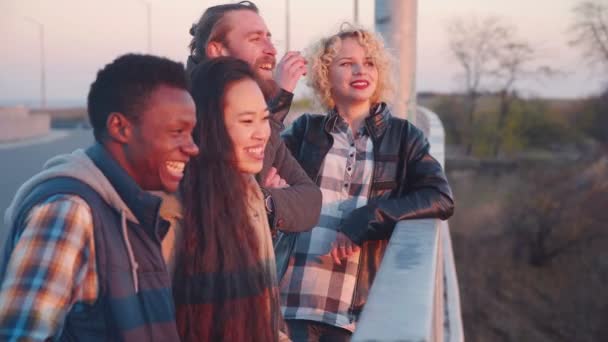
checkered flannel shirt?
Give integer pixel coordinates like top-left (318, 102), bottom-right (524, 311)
top-left (280, 112), bottom-right (375, 331)
top-left (0, 195), bottom-right (97, 341)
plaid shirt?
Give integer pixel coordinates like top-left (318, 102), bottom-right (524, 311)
top-left (280, 112), bottom-right (375, 331)
top-left (0, 194), bottom-right (97, 341)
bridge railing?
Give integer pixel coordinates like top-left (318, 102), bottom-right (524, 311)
top-left (352, 107), bottom-right (464, 342)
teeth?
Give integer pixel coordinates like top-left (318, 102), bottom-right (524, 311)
top-left (246, 147), bottom-right (264, 154)
top-left (260, 63), bottom-right (273, 70)
top-left (352, 81), bottom-right (368, 86)
top-left (166, 161), bottom-right (185, 173)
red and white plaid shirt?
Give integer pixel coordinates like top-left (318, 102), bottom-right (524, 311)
top-left (280, 112), bottom-right (375, 331)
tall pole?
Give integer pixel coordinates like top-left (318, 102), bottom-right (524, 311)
top-left (354, 0), bottom-right (359, 25)
top-left (285, 0), bottom-right (291, 51)
top-left (139, 0), bottom-right (152, 53)
top-left (24, 17), bottom-right (46, 109)
top-left (375, 0), bottom-right (417, 123)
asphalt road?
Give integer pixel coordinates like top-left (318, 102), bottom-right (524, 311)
top-left (0, 129), bottom-right (94, 231)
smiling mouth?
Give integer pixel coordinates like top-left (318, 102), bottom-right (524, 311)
top-left (166, 161), bottom-right (185, 177)
top-left (245, 146), bottom-right (265, 160)
top-left (259, 63), bottom-right (274, 71)
top-left (350, 80), bottom-right (370, 89)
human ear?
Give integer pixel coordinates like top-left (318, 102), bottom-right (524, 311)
top-left (206, 41), bottom-right (229, 58)
top-left (106, 112), bottom-right (132, 144)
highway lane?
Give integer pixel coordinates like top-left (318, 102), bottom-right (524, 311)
top-left (0, 129), bottom-right (93, 231)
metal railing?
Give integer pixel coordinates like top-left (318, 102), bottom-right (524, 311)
top-left (352, 107), bottom-right (463, 341)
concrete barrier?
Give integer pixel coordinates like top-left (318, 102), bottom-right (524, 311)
top-left (0, 106), bottom-right (30, 118)
top-left (0, 107), bottom-right (50, 142)
top-left (353, 219), bottom-right (444, 342)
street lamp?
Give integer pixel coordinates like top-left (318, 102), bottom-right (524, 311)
top-left (139, 0), bottom-right (152, 53)
top-left (285, 0), bottom-right (290, 51)
top-left (23, 17), bottom-right (46, 109)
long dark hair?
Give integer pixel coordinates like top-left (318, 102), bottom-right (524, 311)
top-left (174, 57), bottom-right (276, 341)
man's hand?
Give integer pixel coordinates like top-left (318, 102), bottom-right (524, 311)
top-left (274, 51), bottom-right (307, 93)
top-left (329, 232), bottom-right (361, 266)
top-left (263, 167), bottom-right (288, 188)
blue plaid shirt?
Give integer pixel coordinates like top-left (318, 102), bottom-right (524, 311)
top-left (0, 195), bottom-right (97, 341)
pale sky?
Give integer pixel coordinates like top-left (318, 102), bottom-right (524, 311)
top-left (0, 0), bottom-right (601, 107)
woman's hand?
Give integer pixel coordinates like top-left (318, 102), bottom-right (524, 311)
top-left (329, 232), bottom-right (361, 265)
top-left (263, 167), bottom-right (288, 188)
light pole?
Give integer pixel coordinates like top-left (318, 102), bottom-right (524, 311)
top-left (139, 0), bottom-right (152, 53)
top-left (354, 0), bottom-right (359, 25)
top-left (375, 0), bottom-right (417, 122)
top-left (24, 17), bottom-right (46, 109)
top-left (285, 0), bottom-right (291, 51)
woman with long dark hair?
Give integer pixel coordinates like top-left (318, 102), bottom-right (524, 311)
top-left (167, 57), bottom-right (286, 341)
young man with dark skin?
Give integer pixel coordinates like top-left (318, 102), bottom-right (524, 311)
top-left (0, 54), bottom-right (197, 341)
top-left (186, 1), bottom-right (322, 235)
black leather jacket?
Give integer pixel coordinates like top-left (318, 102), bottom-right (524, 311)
top-left (281, 104), bottom-right (454, 318)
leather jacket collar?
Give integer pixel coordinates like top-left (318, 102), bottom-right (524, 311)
top-left (323, 102), bottom-right (392, 141)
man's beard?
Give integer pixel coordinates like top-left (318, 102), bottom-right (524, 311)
top-left (256, 76), bottom-right (280, 102)
top-left (252, 56), bottom-right (280, 102)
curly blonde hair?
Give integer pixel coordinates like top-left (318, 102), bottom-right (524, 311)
top-left (305, 25), bottom-right (395, 110)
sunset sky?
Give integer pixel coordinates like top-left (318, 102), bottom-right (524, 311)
top-left (0, 0), bottom-right (601, 107)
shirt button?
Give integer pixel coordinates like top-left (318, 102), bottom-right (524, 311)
top-left (344, 183), bottom-right (348, 188)
top-left (349, 152), bottom-right (355, 157)
top-left (347, 167), bottom-right (352, 172)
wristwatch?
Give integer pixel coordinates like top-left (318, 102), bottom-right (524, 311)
top-left (261, 189), bottom-right (277, 235)
top-left (263, 191), bottom-right (275, 214)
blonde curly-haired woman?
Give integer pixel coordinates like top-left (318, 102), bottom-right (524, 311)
top-left (278, 26), bottom-right (455, 341)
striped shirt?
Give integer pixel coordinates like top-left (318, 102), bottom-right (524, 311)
top-left (280, 112), bottom-right (375, 331)
top-left (0, 194), bottom-right (97, 341)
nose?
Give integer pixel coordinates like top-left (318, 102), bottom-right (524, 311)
top-left (253, 120), bottom-right (271, 143)
top-left (352, 63), bottom-right (364, 75)
top-left (182, 135), bottom-right (200, 157)
top-left (263, 37), bottom-right (277, 56)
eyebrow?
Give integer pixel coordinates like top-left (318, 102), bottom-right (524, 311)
top-left (237, 107), bottom-right (270, 116)
top-left (335, 57), bottom-right (354, 62)
top-left (246, 30), bottom-right (272, 38)
top-left (336, 56), bottom-right (374, 62)
top-left (171, 117), bottom-right (195, 125)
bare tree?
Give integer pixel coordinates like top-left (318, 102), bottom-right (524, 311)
top-left (490, 36), bottom-right (558, 156)
top-left (570, 1), bottom-right (608, 71)
top-left (446, 16), bottom-right (509, 155)
top-left (447, 15), bottom-right (558, 157)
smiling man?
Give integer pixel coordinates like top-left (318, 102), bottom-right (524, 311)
top-left (186, 1), bottom-right (321, 244)
top-left (0, 54), bottom-right (198, 341)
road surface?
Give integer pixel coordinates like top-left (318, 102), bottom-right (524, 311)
top-left (0, 129), bottom-right (93, 231)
